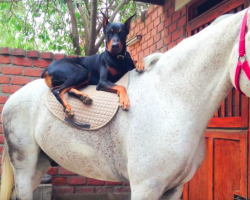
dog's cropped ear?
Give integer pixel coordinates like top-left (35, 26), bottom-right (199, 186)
top-left (124, 14), bottom-right (135, 30)
top-left (101, 12), bottom-right (109, 32)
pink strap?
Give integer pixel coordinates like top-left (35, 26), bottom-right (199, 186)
top-left (234, 8), bottom-right (250, 95)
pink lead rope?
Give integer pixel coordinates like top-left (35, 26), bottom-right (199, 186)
top-left (235, 8), bottom-right (250, 95)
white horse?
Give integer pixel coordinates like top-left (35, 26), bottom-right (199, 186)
top-left (1, 8), bottom-right (250, 200)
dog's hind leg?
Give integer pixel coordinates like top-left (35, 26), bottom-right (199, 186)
top-left (68, 88), bottom-right (93, 104)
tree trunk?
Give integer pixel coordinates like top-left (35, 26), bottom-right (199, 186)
top-left (88, 0), bottom-right (97, 56)
top-left (66, 0), bottom-right (80, 56)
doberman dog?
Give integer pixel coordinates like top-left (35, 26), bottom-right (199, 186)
top-left (41, 13), bottom-right (144, 118)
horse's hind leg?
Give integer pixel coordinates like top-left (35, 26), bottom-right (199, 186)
top-left (11, 151), bottom-right (51, 200)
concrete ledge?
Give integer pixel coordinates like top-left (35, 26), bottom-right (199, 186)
top-left (33, 184), bottom-right (52, 200)
top-left (54, 193), bottom-right (131, 200)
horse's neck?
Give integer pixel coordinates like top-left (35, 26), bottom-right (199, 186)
top-left (133, 12), bottom-right (244, 126)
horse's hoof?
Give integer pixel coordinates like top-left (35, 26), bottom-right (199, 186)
top-left (80, 95), bottom-right (93, 104)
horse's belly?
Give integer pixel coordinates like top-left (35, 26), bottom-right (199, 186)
top-left (35, 110), bottom-right (128, 182)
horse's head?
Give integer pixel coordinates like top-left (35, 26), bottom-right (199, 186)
top-left (228, 8), bottom-right (250, 97)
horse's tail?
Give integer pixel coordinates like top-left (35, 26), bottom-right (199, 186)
top-left (0, 142), bottom-right (14, 200)
top-left (143, 53), bottom-right (163, 71)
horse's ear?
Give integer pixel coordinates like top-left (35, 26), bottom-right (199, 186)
top-left (101, 12), bottom-right (109, 32)
top-left (124, 14), bottom-right (135, 30)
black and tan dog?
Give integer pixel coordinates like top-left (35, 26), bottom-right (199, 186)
top-left (41, 13), bottom-right (144, 117)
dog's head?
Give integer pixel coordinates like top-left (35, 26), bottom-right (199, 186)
top-left (102, 12), bottom-right (135, 54)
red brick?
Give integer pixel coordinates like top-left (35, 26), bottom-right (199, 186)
top-left (52, 177), bottom-right (67, 186)
top-left (153, 5), bottom-right (158, 9)
top-left (173, 11), bottom-right (180, 22)
top-left (152, 28), bottom-right (157, 36)
top-left (77, 187), bottom-right (94, 194)
top-left (158, 22), bottom-right (164, 32)
top-left (133, 54), bottom-right (139, 61)
top-left (172, 30), bottom-right (180, 41)
top-left (147, 5), bottom-right (154, 15)
top-left (67, 55), bottom-right (77, 58)
top-left (151, 10), bottom-right (158, 21)
top-left (124, 182), bottom-right (130, 186)
top-left (0, 115), bottom-right (2, 124)
top-left (181, 6), bottom-right (187, 16)
top-left (131, 21), bottom-right (136, 29)
top-left (145, 32), bottom-right (151, 41)
top-left (0, 55), bottom-right (11, 64)
top-left (162, 46), bottom-right (168, 52)
top-left (148, 38), bottom-right (154, 47)
top-left (139, 23), bottom-right (144, 31)
top-left (13, 48), bottom-right (26, 56)
top-left (106, 181), bottom-right (122, 186)
top-left (164, 35), bottom-right (171, 45)
top-left (52, 187), bottom-right (74, 195)
top-left (157, 6), bottom-right (164, 16)
top-left (0, 106), bottom-right (3, 114)
top-left (11, 77), bottom-right (30, 85)
top-left (27, 50), bottom-right (40, 58)
top-left (150, 45), bottom-right (156, 53)
top-left (177, 36), bottom-right (186, 44)
top-left (168, 6), bottom-right (175, 16)
top-left (142, 27), bottom-right (147, 36)
top-left (88, 178), bottom-right (105, 185)
top-left (2, 85), bottom-right (21, 94)
top-left (160, 12), bottom-right (167, 22)
top-left (96, 187), bottom-right (114, 193)
top-left (138, 51), bottom-right (143, 60)
top-left (41, 52), bottom-right (53, 59)
top-left (54, 54), bottom-right (66, 60)
top-left (24, 68), bottom-right (43, 77)
top-left (145, 16), bottom-right (152, 26)
top-left (169, 23), bottom-right (177, 33)
top-left (114, 187), bottom-right (131, 193)
top-left (148, 22), bottom-right (154, 31)
top-left (0, 106), bottom-right (3, 113)
top-left (178, 16), bottom-right (187, 28)
top-left (164, 0), bottom-right (172, 10)
top-left (135, 25), bottom-right (140, 34)
top-left (131, 49), bottom-right (137, 56)
top-left (144, 48), bottom-right (150, 56)
top-left (0, 47), bottom-right (12, 55)
top-left (68, 177), bottom-right (86, 185)
top-left (13, 57), bottom-right (32, 67)
top-left (0, 145), bottom-right (3, 154)
top-left (0, 134), bottom-right (4, 143)
top-left (153, 33), bottom-right (161, 43)
top-left (0, 75), bottom-right (10, 84)
top-left (153, 18), bottom-right (160, 28)
top-left (164, 17), bottom-right (172, 28)
top-left (60, 167), bottom-right (77, 175)
top-left (0, 96), bottom-right (8, 104)
top-left (157, 40), bottom-right (163, 49)
top-left (164, 28), bottom-right (169, 37)
top-left (34, 60), bottom-right (51, 68)
top-left (168, 41), bottom-right (177, 49)
top-left (3, 66), bottom-right (22, 75)
top-left (179, 27), bottom-right (185, 36)
top-left (47, 167), bottom-right (58, 175)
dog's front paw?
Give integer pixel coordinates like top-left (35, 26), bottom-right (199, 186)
top-left (135, 61), bottom-right (145, 73)
top-left (119, 95), bottom-right (130, 111)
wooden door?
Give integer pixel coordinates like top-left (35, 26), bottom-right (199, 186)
top-left (182, 1), bottom-right (249, 199)
top-left (183, 131), bottom-right (248, 200)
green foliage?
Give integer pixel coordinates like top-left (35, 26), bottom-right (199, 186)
top-left (0, 0), bottom-right (149, 55)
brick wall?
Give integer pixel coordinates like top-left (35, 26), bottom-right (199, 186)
top-left (0, 47), bottom-right (130, 197)
top-left (0, 0), bottom-right (187, 197)
top-left (127, 0), bottom-right (187, 60)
